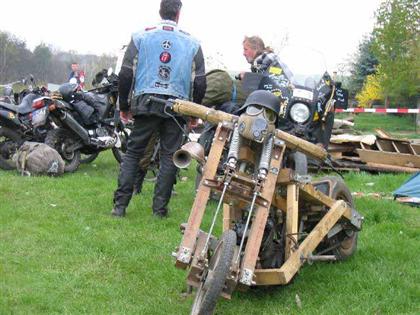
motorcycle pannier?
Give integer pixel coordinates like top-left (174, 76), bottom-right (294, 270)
top-left (14, 142), bottom-right (65, 176)
top-left (201, 69), bottom-right (248, 107)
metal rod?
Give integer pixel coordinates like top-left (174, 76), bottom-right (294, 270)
top-left (235, 191), bottom-right (258, 265)
top-left (201, 181), bottom-right (229, 256)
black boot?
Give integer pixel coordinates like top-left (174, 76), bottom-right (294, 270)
top-left (111, 206), bottom-right (126, 217)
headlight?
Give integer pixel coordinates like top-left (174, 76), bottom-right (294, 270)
top-left (289, 103), bottom-right (310, 123)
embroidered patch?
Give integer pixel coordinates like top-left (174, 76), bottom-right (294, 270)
top-left (159, 52), bottom-right (171, 63)
top-left (158, 66), bottom-right (171, 81)
top-left (162, 26), bottom-right (174, 31)
top-left (161, 40), bottom-right (172, 50)
top-left (145, 26), bottom-right (156, 31)
top-left (155, 82), bottom-right (169, 89)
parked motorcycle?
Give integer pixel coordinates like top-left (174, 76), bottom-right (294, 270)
top-left (0, 79), bottom-right (51, 170)
top-left (33, 69), bottom-right (128, 172)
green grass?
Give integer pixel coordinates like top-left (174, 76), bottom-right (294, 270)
top-left (1, 152), bottom-right (419, 314)
top-left (336, 113), bottom-right (419, 136)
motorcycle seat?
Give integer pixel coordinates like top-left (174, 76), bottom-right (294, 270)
top-left (0, 94), bottom-right (38, 114)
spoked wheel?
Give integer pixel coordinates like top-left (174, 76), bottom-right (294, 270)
top-left (191, 230), bottom-right (236, 315)
top-left (112, 127), bottom-right (130, 163)
top-left (0, 126), bottom-right (23, 170)
top-left (80, 152), bottom-right (99, 164)
top-left (323, 176), bottom-right (358, 260)
top-left (45, 128), bottom-right (81, 173)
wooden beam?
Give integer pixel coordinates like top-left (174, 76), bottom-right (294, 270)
top-left (176, 125), bottom-right (229, 269)
top-left (239, 144), bottom-right (284, 285)
top-left (223, 203), bottom-right (231, 232)
top-left (255, 201), bottom-right (346, 285)
top-left (357, 149), bottom-right (420, 168)
top-left (285, 184), bottom-right (299, 260)
top-left (299, 183), bottom-right (352, 221)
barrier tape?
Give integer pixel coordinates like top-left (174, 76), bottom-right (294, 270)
top-left (335, 108), bottom-right (420, 114)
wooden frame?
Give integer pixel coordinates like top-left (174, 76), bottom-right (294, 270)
top-left (172, 99), bottom-right (363, 297)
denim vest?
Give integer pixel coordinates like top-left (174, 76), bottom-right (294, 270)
top-left (132, 20), bottom-right (200, 100)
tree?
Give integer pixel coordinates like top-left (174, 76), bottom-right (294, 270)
top-left (348, 35), bottom-right (379, 97)
top-left (372, 0), bottom-right (419, 106)
top-left (33, 43), bottom-right (52, 82)
top-left (355, 66), bottom-right (384, 107)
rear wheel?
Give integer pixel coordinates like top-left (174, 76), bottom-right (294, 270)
top-left (0, 126), bottom-right (22, 170)
top-left (287, 151), bottom-right (308, 175)
top-left (191, 230), bottom-right (236, 315)
top-left (45, 128), bottom-right (81, 173)
top-left (323, 176), bottom-right (358, 260)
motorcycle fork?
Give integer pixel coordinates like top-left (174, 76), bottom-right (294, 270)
top-left (175, 123), bottom-right (231, 269)
top-left (237, 141), bottom-right (285, 286)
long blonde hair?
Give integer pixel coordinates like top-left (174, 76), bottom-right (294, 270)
top-left (243, 36), bottom-right (274, 56)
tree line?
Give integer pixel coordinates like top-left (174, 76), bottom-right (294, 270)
top-left (0, 31), bottom-right (117, 88)
top-left (347, 0), bottom-right (419, 107)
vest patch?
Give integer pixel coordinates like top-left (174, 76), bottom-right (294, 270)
top-left (161, 40), bottom-right (172, 50)
top-left (160, 52), bottom-right (171, 63)
top-left (158, 66), bottom-right (171, 81)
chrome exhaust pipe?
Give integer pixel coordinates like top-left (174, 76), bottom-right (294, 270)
top-left (173, 141), bottom-right (205, 169)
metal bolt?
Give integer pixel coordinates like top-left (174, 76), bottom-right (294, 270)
top-left (263, 201), bottom-right (268, 206)
top-left (219, 137), bottom-right (223, 140)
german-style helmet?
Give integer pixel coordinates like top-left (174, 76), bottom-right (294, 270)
top-left (240, 90), bottom-right (280, 116)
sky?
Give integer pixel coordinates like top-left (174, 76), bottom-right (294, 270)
top-left (1, 0), bottom-right (384, 73)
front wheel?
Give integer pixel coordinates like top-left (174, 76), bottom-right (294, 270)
top-left (0, 126), bottom-right (23, 170)
top-left (45, 128), bottom-right (81, 173)
top-left (80, 152), bottom-right (99, 164)
top-left (112, 127), bottom-right (130, 163)
top-left (191, 230), bottom-right (236, 315)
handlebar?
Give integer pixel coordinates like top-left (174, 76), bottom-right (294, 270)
top-left (147, 96), bottom-right (170, 106)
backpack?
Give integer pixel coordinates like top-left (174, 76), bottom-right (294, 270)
top-left (14, 142), bottom-right (65, 176)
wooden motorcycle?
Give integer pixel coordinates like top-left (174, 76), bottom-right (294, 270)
top-left (154, 94), bottom-right (363, 315)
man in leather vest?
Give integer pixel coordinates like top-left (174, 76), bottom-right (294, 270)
top-left (111, 0), bottom-right (206, 218)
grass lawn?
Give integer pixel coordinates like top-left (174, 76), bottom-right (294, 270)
top-left (336, 113), bottom-right (420, 137)
top-left (1, 151), bottom-right (419, 314)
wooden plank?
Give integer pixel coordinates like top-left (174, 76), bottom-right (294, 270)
top-left (278, 200), bottom-right (347, 284)
top-left (176, 125), bottom-right (229, 269)
top-left (299, 183), bottom-right (352, 221)
top-left (393, 141), bottom-right (412, 154)
top-left (330, 152), bottom-right (343, 159)
top-left (255, 200), bottom-right (348, 285)
top-left (272, 195), bottom-right (287, 212)
top-left (357, 149), bottom-right (420, 168)
top-left (223, 203), bottom-right (231, 232)
top-left (275, 129), bottom-right (327, 161)
top-left (240, 144), bottom-right (284, 285)
top-left (285, 184), bottom-right (299, 260)
top-left (410, 144), bottom-right (420, 155)
top-left (276, 168), bottom-right (294, 184)
top-left (376, 139), bottom-right (396, 152)
top-left (374, 128), bottom-right (392, 139)
top-left (366, 162), bottom-right (419, 173)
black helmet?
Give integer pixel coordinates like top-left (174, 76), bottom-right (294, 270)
top-left (58, 83), bottom-right (78, 101)
top-left (239, 90), bottom-right (280, 116)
